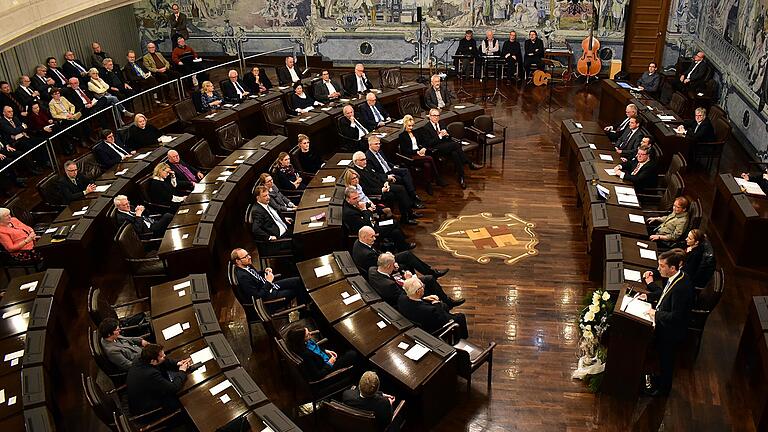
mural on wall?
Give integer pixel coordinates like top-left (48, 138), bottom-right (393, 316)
top-left (134, 0), bottom-right (630, 55)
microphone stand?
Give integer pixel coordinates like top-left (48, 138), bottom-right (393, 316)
top-left (441, 38), bottom-right (459, 76)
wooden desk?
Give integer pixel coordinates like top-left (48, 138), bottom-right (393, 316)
top-left (52, 199), bottom-right (93, 223)
top-left (445, 103), bottom-right (485, 126)
top-left (296, 251), bottom-right (360, 292)
top-left (0, 301), bottom-right (33, 343)
top-left (168, 203), bottom-right (209, 229)
top-left (610, 235), bottom-right (658, 268)
top-left (150, 274), bottom-right (211, 317)
top-left (0, 372), bottom-right (23, 420)
top-left (0, 269), bottom-right (66, 309)
top-left (306, 168), bottom-right (346, 189)
top-left (158, 224), bottom-right (215, 279)
top-left (182, 183), bottom-right (221, 205)
top-left (226, 98), bottom-right (263, 137)
top-left (599, 80), bottom-right (635, 126)
top-left (297, 186), bottom-right (344, 210)
top-left (333, 303), bottom-right (412, 357)
top-left (246, 403), bottom-right (301, 432)
top-left (152, 306), bottom-right (204, 351)
top-left (219, 149), bottom-right (261, 167)
top-left (0, 335), bottom-right (25, 377)
top-left (309, 279), bottom-right (370, 324)
top-left (190, 109), bottom-right (240, 154)
top-left (168, 336), bottom-right (236, 394)
top-left (292, 205), bottom-right (344, 258)
top-left (284, 112), bottom-right (333, 153)
top-left (586, 203), bottom-right (649, 280)
top-left (321, 153), bottom-right (355, 169)
top-left (711, 174), bottom-right (768, 269)
top-left (198, 165), bottom-right (238, 184)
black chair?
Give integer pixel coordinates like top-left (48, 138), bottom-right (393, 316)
top-left (653, 153), bottom-right (687, 193)
top-left (378, 67), bottom-right (403, 89)
top-left (86, 286), bottom-right (150, 332)
top-left (74, 152), bottom-right (105, 181)
top-left (0, 249), bottom-right (44, 280)
top-left (322, 398), bottom-right (407, 432)
top-left (453, 339), bottom-right (497, 395)
top-left (114, 224), bottom-right (168, 295)
top-left (446, 121), bottom-right (481, 163)
top-left (638, 172), bottom-right (684, 211)
top-left (688, 268), bottom-right (724, 360)
top-left (189, 139), bottom-right (225, 170)
top-left (114, 411), bottom-right (182, 432)
top-left (470, 115), bottom-right (507, 164)
top-left (262, 99), bottom-right (288, 135)
top-left (88, 327), bottom-right (129, 385)
top-left (3, 193), bottom-right (54, 234)
top-left (396, 94), bottom-right (424, 118)
top-left (137, 175), bottom-right (174, 215)
top-left (215, 121), bottom-right (245, 152)
top-left (668, 91), bottom-right (689, 118)
top-left (172, 98), bottom-right (198, 129)
top-left (692, 116), bottom-right (730, 174)
top-left (244, 203), bottom-right (294, 269)
top-left (35, 173), bottom-right (68, 209)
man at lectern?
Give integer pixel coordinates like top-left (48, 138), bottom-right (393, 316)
top-left (639, 248), bottom-right (694, 397)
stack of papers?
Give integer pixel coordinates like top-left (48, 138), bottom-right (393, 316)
top-left (657, 114), bottom-right (676, 122)
top-left (621, 295), bottom-right (652, 321)
top-left (604, 168), bottom-right (617, 176)
top-left (191, 347), bottom-right (214, 365)
top-left (134, 152), bottom-right (151, 160)
top-left (599, 154), bottom-right (614, 161)
top-left (639, 249), bottom-right (657, 260)
top-left (628, 214), bottom-right (645, 224)
top-left (94, 184), bottom-right (111, 192)
top-left (623, 269), bottom-right (642, 282)
top-left (159, 135), bottom-right (175, 143)
top-left (615, 186), bottom-right (640, 207)
top-left (192, 183), bottom-right (207, 194)
top-left (321, 176), bottom-right (336, 183)
top-left (734, 177), bottom-right (767, 196)
top-left (19, 281), bottom-right (38, 292)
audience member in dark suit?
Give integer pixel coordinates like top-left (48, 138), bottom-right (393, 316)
top-left (614, 117), bottom-right (644, 159)
top-left (342, 187), bottom-right (412, 251)
top-left (313, 70), bottom-right (342, 103)
top-left (358, 93), bottom-right (391, 132)
top-left (53, 160), bottom-right (96, 205)
top-left (0, 82), bottom-right (25, 117)
top-left (273, 152), bottom-right (307, 191)
top-left (276, 56), bottom-right (305, 86)
top-left (501, 31), bottom-right (523, 79)
top-left (127, 113), bottom-right (162, 149)
top-left (339, 105), bottom-right (369, 152)
top-left (221, 69), bottom-right (250, 103)
top-left (398, 277), bottom-right (468, 340)
top-left (291, 82), bottom-right (319, 113)
top-left (343, 63), bottom-right (373, 96)
top-left (243, 66), bottom-right (272, 94)
top-left (683, 229), bottom-right (716, 288)
top-left (230, 247), bottom-right (308, 304)
top-left (398, 115), bottom-right (445, 194)
top-left (604, 104), bottom-right (638, 141)
top-left (613, 144), bottom-right (657, 192)
top-left (89, 42), bottom-right (110, 69)
top-left (126, 344), bottom-right (190, 415)
top-left (113, 195), bottom-right (173, 239)
top-left (250, 185), bottom-right (294, 240)
top-left (455, 30), bottom-right (477, 78)
top-left (419, 109), bottom-right (482, 189)
top-left (169, 3), bottom-right (190, 46)
top-left (524, 31), bottom-right (544, 77)
top-left (62, 51), bottom-right (90, 84)
top-left (14, 76), bottom-right (42, 108)
top-left (740, 168), bottom-right (768, 195)
top-left (260, 173), bottom-right (297, 213)
top-left (31, 66), bottom-right (55, 101)
top-left (45, 57), bottom-right (69, 88)
top-left (93, 129), bottom-right (134, 169)
top-left (351, 151), bottom-right (417, 224)
top-left (148, 162), bottom-right (186, 209)
top-left (675, 51), bottom-right (709, 92)
top-left (366, 135), bottom-right (420, 204)
top-left (0, 106), bottom-right (48, 166)
top-left (353, 226), bottom-right (447, 278)
top-left (285, 325), bottom-right (357, 381)
top-left (296, 134), bottom-right (323, 174)
top-left (425, 74), bottom-right (454, 109)
top-left (368, 251), bottom-right (460, 310)
top-left (64, 77), bottom-right (113, 130)
top-left (342, 371), bottom-right (397, 430)
top-left (677, 107), bottom-right (716, 143)
top-left (123, 51), bottom-right (159, 92)
top-left (102, 58), bottom-right (135, 101)
top-left (637, 62), bottom-right (661, 93)
top-left (167, 149), bottom-right (203, 193)
top-left (639, 249), bottom-right (694, 396)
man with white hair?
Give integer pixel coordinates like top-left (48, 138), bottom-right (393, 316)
top-left (339, 105), bottom-right (368, 152)
top-left (221, 69), bottom-right (250, 103)
top-left (167, 149), bottom-right (203, 192)
top-left (368, 251), bottom-right (461, 308)
top-left (343, 63), bottom-right (373, 97)
top-left (399, 276), bottom-right (468, 339)
top-left (276, 56), bottom-right (303, 86)
top-left (351, 152), bottom-right (419, 224)
top-left (359, 93), bottom-right (391, 131)
top-left (113, 195), bottom-right (173, 238)
top-left (352, 226), bottom-right (448, 277)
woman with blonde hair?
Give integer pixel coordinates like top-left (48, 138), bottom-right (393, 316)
top-left (344, 169), bottom-right (392, 217)
top-left (87, 68), bottom-right (132, 117)
top-left (127, 113), bottom-right (162, 149)
top-left (200, 80), bottom-right (222, 111)
top-left (148, 162), bottom-right (186, 208)
top-left (397, 115), bottom-right (445, 194)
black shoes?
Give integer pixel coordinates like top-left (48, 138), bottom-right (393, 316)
top-left (425, 183), bottom-right (434, 196)
top-left (432, 268), bottom-right (449, 278)
top-left (470, 162), bottom-right (483, 170)
top-left (459, 177), bottom-right (467, 189)
top-left (448, 298), bottom-right (466, 308)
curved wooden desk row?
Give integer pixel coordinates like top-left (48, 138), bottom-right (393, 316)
top-left (296, 252), bottom-right (458, 429)
top-left (148, 273), bottom-right (302, 432)
top-left (0, 268), bottom-right (70, 431)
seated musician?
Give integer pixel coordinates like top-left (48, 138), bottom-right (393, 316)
top-left (425, 74), bottom-right (454, 110)
top-left (614, 117), bottom-right (644, 159)
top-left (113, 195), bottom-right (173, 239)
top-left (291, 82), bottom-right (321, 114)
top-left (398, 114), bottom-right (446, 195)
top-left (230, 247), bottom-right (308, 305)
top-left (0, 207), bottom-right (41, 264)
top-left (148, 162), bottom-right (187, 209)
top-left (273, 152), bottom-right (307, 191)
top-left (368, 251), bottom-right (460, 308)
top-left (740, 167), bottom-right (768, 194)
top-left (126, 344), bottom-right (191, 414)
top-left (646, 196), bottom-right (689, 245)
top-left (344, 170), bottom-right (392, 218)
top-left (259, 173), bottom-right (297, 213)
top-left (339, 104), bottom-right (368, 152)
top-left (683, 229), bottom-right (716, 288)
top-left (399, 277), bottom-right (469, 340)
top-left (285, 325), bottom-right (357, 381)
top-left (99, 317), bottom-right (149, 371)
top-left (251, 185), bottom-right (294, 241)
top-left (419, 109), bottom-right (483, 190)
top-left (674, 107), bottom-right (716, 143)
top-left (524, 30), bottom-right (544, 78)
top-left (612, 144), bottom-right (657, 192)
top-left (637, 62), bottom-right (661, 93)
top-left (296, 134), bottom-right (324, 174)
top-left (604, 103), bottom-right (638, 141)
top-left (342, 186), bottom-right (413, 251)
top-left (501, 31), bottom-right (523, 80)
top-left (342, 371), bottom-right (397, 430)
top-left (455, 30), bottom-right (477, 78)
top-left (480, 30), bottom-right (500, 77)
top-left (353, 226), bottom-right (448, 278)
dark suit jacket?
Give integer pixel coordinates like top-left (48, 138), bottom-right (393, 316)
top-left (683, 60), bottom-right (709, 85)
top-left (351, 165), bottom-right (387, 198)
top-left (343, 73), bottom-right (373, 96)
top-left (367, 267), bottom-right (403, 307)
top-left (352, 240), bottom-right (378, 274)
top-left (365, 149), bottom-right (395, 175)
top-left (342, 201), bottom-right (374, 234)
top-left (684, 241), bottom-right (715, 288)
top-left (684, 118), bottom-right (716, 143)
top-left (53, 173), bottom-right (93, 205)
top-left (619, 159), bottom-right (658, 192)
top-left (168, 161), bottom-right (202, 191)
top-left (46, 67), bottom-right (68, 87)
top-left (14, 86), bottom-right (40, 108)
top-left (615, 127), bottom-right (644, 158)
top-left (338, 117), bottom-right (367, 145)
top-left (398, 296), bottom-right (452, 333)
top-left (250, 203), bottom-right (288, 240)
top-left (313, 79), bottom-right (342, 103)
top-left (31, 75), bottom-right (53, 98)
top-left (62, 60), bottom-right (89, 79)
top-left (500, 39), bottom-right (523, 62)
top-left (221, 79), bottom-right (248, 102)
top-left (645, 272), bottom-right (694, 342)
top-left (234, 265), bottom-right (279, 301)
top-left (126, 360), bottom-right (185, 415)
top-left (102, 68), bottom-right (127, 92)
top-left (358, 102), bottom-right (390, 132)
top-left (0, 93), bottom-right (24, 117)
top-left (342, 388), bottom-right (393, 430)
top-left (0, 116), bottom-right (26, 143)
top-left (418, 121), bottom-right (449, 149)
top-left (456, 38), bottom-right (477, 56)
top-left (148, 178), bottom-right (180, 207)
top-left (169, 12), bottom-right (190, 39)
top-left (93, 138), bottom-right (130, 168)
top-left (243, 70), bottom-right (272, 93)
top-left (122, 62), bottom-right (149, 85)
top-left (276, 66), bottom-right (304, 86)
top-left (398, 130), bottom-right (426, 157)
top-left (63, 87), bottom-right (94, 113)
top-left (524, 39), bottom-right (545, 61)
top-left (424, 85), bottom-right (454, 109)
top-left (115, 210), bottom-right (154, 238)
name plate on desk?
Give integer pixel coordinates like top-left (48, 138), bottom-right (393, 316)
top-left (187, 274), bottom-right (211, 302)
top-left (225, 368), bottom-right (267, 408)
top-left (21, 366), bottom-right (47, 407)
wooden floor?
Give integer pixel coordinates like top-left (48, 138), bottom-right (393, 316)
top-left (42, 75), bottom-right (765, 432)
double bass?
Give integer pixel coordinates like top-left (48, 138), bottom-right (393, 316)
top-left (577, 1), bottom-right (601, 77)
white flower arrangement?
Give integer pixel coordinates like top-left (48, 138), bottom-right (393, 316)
top-left (573, 289), bottom-right (615, 388)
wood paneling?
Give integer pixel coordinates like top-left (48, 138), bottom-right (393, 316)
top-left (623, 0), bottom-right (673, 74)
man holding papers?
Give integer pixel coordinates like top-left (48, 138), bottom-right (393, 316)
top-left (613, 145), bottom-right (657, 192)
top-left (399, 277), bottom-right (468, 340)
top-left (126, 343), bottom-right (191, 414)
top-left (740, 168), bottom-right (768, 195)
top-left (646, 196), bottom-right (689, 245)
top-left (230, 247), bottom-right (308, 306)
top-left (638, 249), bottom-right (694, 396)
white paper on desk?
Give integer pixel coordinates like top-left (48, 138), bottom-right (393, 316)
top-left (621, 295), bottom-right (653, 321)
top-left (397, 342), bottom-right (409, 350)
top-left (44, 227), bottom-right (57, 234)
top-left (205, 113), bottom-right (216, 119)
top-left (72, 210), bottom-right (86, 216)
top-left (614, 186), bottom-right (634, 195)
top-left (182, 233), bottom-right (190, 240)
top-left (337, 159), bottom-right (352, 166)
top-left (317, 196), bottom-right (331, 203)
top-left (220, 394), bottom-right (231, 404)
top-left (94, 184), bottom-right (111, 192)
top-left (617, 196), bottom-right (639, 207)
top-left (298, 117), bottom-right (308, 122)
top-left (216, 176), bottom-right (228, 181)
top-left (10, 358), bottom-right (18, 367)
top-left (3, 349), bottom-right (24, 362)
top-left (379, 219), bottom-right (394, 226)
top-left (159, 135), bottom-right (175, 143)
top-left (340, 98), bottom-right (350, 102)
top-left (604, 168), bottom-right (617, 176)
top-left (20, 281), bottom-right (38, 292)
top-left (376, 320), bottom-right (387, 329)
top-left (222, 104), bottom-right (233, 108)
top-left (394, 119), bottom-right (404, 125)
top-left (486, 133), bottom-right (496, 139)
top-left (308, 221), bottom-right (324, 228)
top-left (398, 84), bottom-right (410, 89)
top-left (193, 58), bottom-right (203, 63)
top-left (178, 290), bottom-right (186, 297)
top-left (2, 308), bottom-right (21, 319)
top-left (735, 177), bottom-right (767, 196)
top-left (192, 183), bottom-right (207, 194)
top-left (461, 140), bottom-right (470, 145)
top-left (636, 241), bottom-right (649, 248)
top-left (221, 170), bottom-right (234, 176)
top-left (190, 347), bottom-right (214, 365)
top-left (697, 92), bottom-right (704, 96)
top-left (181, 321), bottom-right (191, 330)
top-left (209, 379), bottom-right (232, 396)
top-left (174, 280), bottom-right (191, 291)
top-left (321, 107), bottom-right (332, 111)
top-left (134, 152), bottom-right (151, 160)
top-left (574, 122), bottom-right (583, 128)
top-left (628, 214), bottom-right (645, 224)
top-left (623, 269), bottom-right (642, 282)
top-left (234, 159), bottom-right (244, 164)
top-left (454, 105), bottom-right (466, 109)
top-left (196, 210), bottom-right (204, 215)
top-left (588, 143), bottom-right (597, 150)
top-left (342, 293), bottom-right (362, 305)
top-left (321, 176), bottom-right (336, 183)
top-left (599, 154), bottom-right (613, 161)
top-left (116, 168), bottom-right (129, 176)
top-left (657, 115), bottom-right (676, 122)
top-left (639, 248), bottom-right (657, 260)
top-left (314, 264), bottom-right (333, 278)
top-left (177, 209), bottom-right (190, 215)
top-left (0, 389), bottom-right (4, 404)
top-left (161, 323), bottom-right (184, 340)
top-left (7, 396), bottom-right (16, 406)
top-left (340, 291), bottom-right (350, 298)
top-left (404, 343), bottom-right (430, 361)
top-left (596, 184), bottom-right (610, 197)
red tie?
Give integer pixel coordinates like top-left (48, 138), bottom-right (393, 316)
top-left (631, 163), bottom-right (642, 175)
top-left (77, 88), bottom-right (91, 104)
